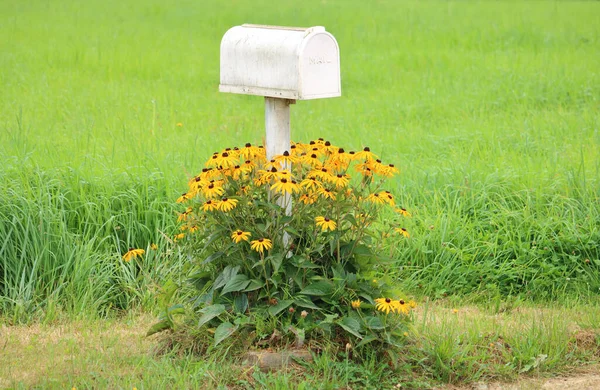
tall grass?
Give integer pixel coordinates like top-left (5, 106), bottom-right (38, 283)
top-left (0, 0), bottom-right (599, 320)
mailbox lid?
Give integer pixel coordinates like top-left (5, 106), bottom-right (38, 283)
top-left (219, 25), bottom-right (341, 100)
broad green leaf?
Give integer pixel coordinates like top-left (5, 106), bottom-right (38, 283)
top-left (202, 251), bottom-right (225, 265)
top-left (167, 304), bottom-right (185, 316)
top-left (233, 294), bottom-right (249, 314)
top-left (356, 334), bottom-right (379, 349)
top-left (364, 316), bottom-right (385, 330)
top-left (270, 255), bottom-right (283, 274)
top-left (214, 265), bottom-right (240, 289)
top-left (267, 300), bottom-right (294, 316)
top-left (337, 317), bottom-right (363, 339)
top-left (214, 322), bottom-right (238, 346)
top-left (294, 298), bottom-right (320, 310)
top-left (243, 279), bottom-right (265, 292)
top-left (158, 279), bottom-right (178, 308)
top-left (284, 225), bottom-right (301, 237)
top-left (146, 320), bottom-right (172, 336)
top-left (221, 274), bottom-right (250, 295)
top-left (197, 304), bottom-right (226, 328)
top-left (299, 280), bottom-right (333, 296)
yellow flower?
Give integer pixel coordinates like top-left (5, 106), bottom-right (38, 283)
top-left (255, 167), bottom-right (279, 185)
top-left (301, 153), bottom-right (323, 168)
top-left (396, 207), bottom-right (411, 217)
top-left (408, 300), bottom-right (417, 308)
top-left (365, 192), bottom-right (386, 205)
top-left (201, 199), bottom-right (219, 212)
top-left (174, 233), bottom-right (185, 242)
top-left (270, 178), bottom-right (300, 195)
top-left (354, 146), bottom-right (378, 162)
top-left (273, 150), bottom-right (298, 166)
top-left (218, 198), bottom-right (239, 212)
top-left (188, 225), bottom-right (199, 233)
top-left (331, 174), bottom-right (350, 188)
top-left (176, 122), bottom-right (183, 127)
top-left (176, 192), bottom-right (190, 203)
top-left (202, 183), bottom-right (225, 199)
top-left (239, 142), bottom-right (262, 160)
top-left (379, 191), bottom-right (395, 206)
top-left (382, 163), bottom-right (400, 177)
top-left (393, 299), bottom-right (410, 315)
top-left (395, 227), bottom-right (410, 238)
top-left (150, 243), bottom-right (158, 250)
top-left (250, 238), bottom-right (273, 253)
top-left (299, 176), bottom-right (323, 192)
top-left (299, 193), bottom-right (318, 205)
top-left (315, 216), bottom-right (337, 232)
top-left (375, 298), bottom-right (395, 315)
top-left (317, 188), bottom-right (336, 201)
top-left (213, 151), bottom-right (238, 169)
top-left (351, 300), bottom-right (362, 309)
top-left (231, 230), bottom-right (251, 243)
top-left (122, 248), bottom-right (145, 262)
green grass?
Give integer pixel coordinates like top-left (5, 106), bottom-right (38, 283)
top-left (0, 0), bottom-right (599, 324)
top-left (2, 304), bottom-right (599, 389)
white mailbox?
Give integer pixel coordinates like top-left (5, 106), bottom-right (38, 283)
top-left (219, 24), bottom-right (341, 100)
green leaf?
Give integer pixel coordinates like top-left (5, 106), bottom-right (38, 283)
top-left (146, 320), bottom-right (172, 336)
top-left (158, 279), bottom-right (178, 308)
top-left (243, 279), bottom-right (265, 292)
top-left (167, 304), bottom-right (185, 316)
top-left (356, 334), bottom-right (379, 349)
top-left (299, 280), bottom-right (333, 296)
top-left (197, 304), bottom-right (226, 328)
top-left (214, 322), bottom-right (238, 346)
top-left (214, 265), bottom-right (240, 289)
top-left (270, 255), bottom-right (283, 274)
top-left (202, 251), bottom-right (225, 265)
top-left (221, 274), bottom-right (250, 295)
top-left (267, 300), bottom-right (294, 316)
top-left (284, 225), bottom-right (301, 237)
top-left (338, 317), bottom-right (363, 339)
top-left (364, 316), bottom-right (385, 330)
top-left (233, 294), bottom-right (248, 314)
top-left (294, 298), bottom-right (320, 310)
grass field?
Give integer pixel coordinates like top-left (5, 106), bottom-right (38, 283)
top-left (1, 0), bottom-right (599, 387)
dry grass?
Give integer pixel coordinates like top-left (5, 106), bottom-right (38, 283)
top-left (0, 313), bottom-right (156, 388)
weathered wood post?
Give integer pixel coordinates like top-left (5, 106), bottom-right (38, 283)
top-left (219, 24), bottom-right (341, 245)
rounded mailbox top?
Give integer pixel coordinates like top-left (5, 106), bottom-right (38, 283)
top-left (219, 25), bottom-right (341, 100)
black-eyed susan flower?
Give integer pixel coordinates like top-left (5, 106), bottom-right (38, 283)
top-left (273, 150), bottom-right (298, 166)
top-left (382, 163), bottom-right (400, 177)
top-left (331, 174), bottom-right (350, 188)
top-left (176, 193), bottom-right (190, 203)
top-left (393, 299), bottom-right (410, 315)
top-left (375, 298), bottom-right (395, 314)
top-left (231, 230), bottom-right (251, 243)
top-left (250, 238), bottom-right (272, 253)
top-left (213, 151), bottom-right (238, 169)
top-left (174, 233), bottom-right (185, 242)
top-left (396, 207), bottom-right (411, 217)
top-left (379, 191), bottom-right (395, 206)
top-left (365, 192), bottom-right (386, 205)
top-left (202, 183), bottom-right (225, 198)
top-left (239, 143), bottom-right (261, 160)
top-left (299, 193), bottom-right (318, 204)
top-left (317, 188), bottom-right (336, 201)
top-left (301, 153), bottom-right (323, 168)
top-left (315, 216), bottom-right (337, 232)
top-left (176, 122), bottom-right (183, 127)
top-left (313, 167), bottom-right (335, 184)
top-left (354, 146), bottom-right (378, 162)
top-left (150, 243), bottom-right (158, 250)
top-left (122, 248), bottom-right (144, 262)
top-left (254, 167), bottom-right (279, 185)
top-left (299, 176), bottom-right (323, 192)
top-left (218, 198), bottom-right (238, 212)
top-left (351, 299), bottom-right (362, 309)
top-left (188, 225), bottom-right (199, 233)
top-left (201, 199), bottom-right (219, 212)
top-left (395, 227), bottom-right (410, 238)
top-left (270, 178), bottom-right (300, 195)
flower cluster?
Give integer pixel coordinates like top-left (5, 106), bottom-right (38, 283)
top-left (174, 139), bottom-right (411, 247)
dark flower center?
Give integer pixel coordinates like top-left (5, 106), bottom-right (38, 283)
top-left (385, 298), bottom-right (391, 303)
top-left (364, 147), bottom-right (370, 152)
top-left (338, 148), bottom-right (345, 153)
top-left (283, 151), bottom-right (290, 156)
top-left (399, 300), bottom-right (405, 305)
top-left (281, 178), bottom-right (288, 183)
top-left (222, 152), bottom-right (229, 157)
top-left (237, 231), bottom-right (243, 236)
top-left (245, 143), bottom-right (251, 147)
top-left (325, 141), bottom-right (331, 146)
